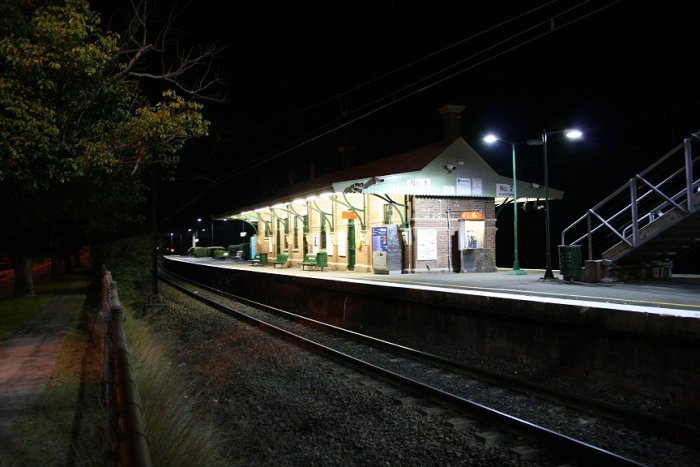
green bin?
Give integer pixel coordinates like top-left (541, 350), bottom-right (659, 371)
top-left (316, 251), bottom-right (328, 268)
top-left (558, 245), bottom-right (582, 281)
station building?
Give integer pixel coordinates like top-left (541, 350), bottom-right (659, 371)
top-left (214, 105), bottom-right (563, 273)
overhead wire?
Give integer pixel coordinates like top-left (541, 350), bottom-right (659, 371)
top-left (166, 0), bottom-right (626, 220)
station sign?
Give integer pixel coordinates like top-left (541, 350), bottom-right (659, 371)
top-left (460, 211), bottom-right (484, 220)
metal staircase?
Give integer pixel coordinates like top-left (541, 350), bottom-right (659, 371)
top-left (560, 131), bottom-right (700, 279)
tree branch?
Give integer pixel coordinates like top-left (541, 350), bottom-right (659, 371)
top-left (117, 0), bottom-right (229, 103)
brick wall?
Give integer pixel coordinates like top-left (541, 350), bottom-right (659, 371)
top-left (410, 196), bottom-right (496, 272)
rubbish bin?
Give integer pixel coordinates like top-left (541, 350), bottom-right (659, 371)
top-left (558, 245), bottom-right (582, 281)
top-left (316, 251), bottom-right (328, 269)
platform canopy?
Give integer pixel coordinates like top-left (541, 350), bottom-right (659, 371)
top-left (214, 137), bottom-right (564, 223)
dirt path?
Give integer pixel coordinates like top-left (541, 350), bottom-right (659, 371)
top-left (0, 282), bottom-right (89, 462)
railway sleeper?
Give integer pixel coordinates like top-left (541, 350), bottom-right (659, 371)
top-left (509, 445), bottom-right (547, 461)
top-left (473, 430), bottom-right (513, 447)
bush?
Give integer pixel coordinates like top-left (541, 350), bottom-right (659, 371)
top-left (188, 247), bottom-right (208, 258)
top-left (206, 246), bottom-right (226, 258)
top-left (94, 234), bottom-right (152, 299)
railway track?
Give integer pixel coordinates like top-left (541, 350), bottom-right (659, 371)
top-left (158, 268), bottom-right (700, 466)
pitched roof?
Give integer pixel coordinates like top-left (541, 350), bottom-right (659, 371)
top-left (276, 141), bottom-right (446, 197)
top-left (215, 142), bottom-right (447, 217)
top-left (214, 137), bottom-right (564, 219)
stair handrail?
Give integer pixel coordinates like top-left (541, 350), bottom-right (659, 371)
top-left (560, 131), bottom-right (699, 261)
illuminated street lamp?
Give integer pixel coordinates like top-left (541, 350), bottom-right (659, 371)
top-left (527, 128), bottom-right (583, 280)
top-left (192, 217), bottom-right (202, 247)
top-left (483, 134), bottom-right (526, 275)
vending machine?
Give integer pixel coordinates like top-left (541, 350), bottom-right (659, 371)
top-left (372, 225), bottom-right (402, 274)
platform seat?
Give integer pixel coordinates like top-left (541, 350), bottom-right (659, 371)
top-left (231, 250), bottom-right (244, 262)
top-left (250, 253), bottom-right (267, 266)
top-left (302, 254), bottom-right (318, 270)
top-left (273, 254), bottom-right (289, 268)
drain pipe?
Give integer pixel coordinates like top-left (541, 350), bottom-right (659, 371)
top-left (446, 208), bottom-right (453, 272)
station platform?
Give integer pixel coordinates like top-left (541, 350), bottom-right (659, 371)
top-left (164, 256), bottom-right (700, 318)
top-left (162, 255), bottom-right (700, 420)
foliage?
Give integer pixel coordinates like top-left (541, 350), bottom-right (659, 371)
top-left (0, 0), bottom-right (211, 295)
top-left (0, 0), bottom-right (124, 188)
top-left (189, 246), bottom-right (208, 258)
top-left (209, 247), bottom-right (227, 258)
top-left (95, 234), bottom-right (152, 299)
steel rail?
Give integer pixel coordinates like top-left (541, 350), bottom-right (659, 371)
top-left (159, 269), bottom-right (646, 466)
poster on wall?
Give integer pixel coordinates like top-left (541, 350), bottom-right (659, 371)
top-left (337, 230), bottom-right (347, 257)
top-left (456, 178), bottom-right (471, 195)
top-left (311, 233), bottom-right (320, 254)
top-left (472, 178), bottom-right (483, 196)
top-left (416, 229), bottom-right (437, 260)
top-left (266, 238), bottom-right (273, 253)
top-left (326, 232), bottom-right (334, 256)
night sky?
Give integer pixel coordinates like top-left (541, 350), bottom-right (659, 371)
top-left (96, 1), bottom-right (699, 270)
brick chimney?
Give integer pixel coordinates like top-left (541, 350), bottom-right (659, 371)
top-left (338, 135), bottom-right (355, 169)
top-left (437, 104), bottom-right (465, 144)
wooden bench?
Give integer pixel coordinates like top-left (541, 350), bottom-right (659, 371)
top-left (273, 254), bottom-right (289, 268)
top-left (301, 253), bottom-right (325, 271)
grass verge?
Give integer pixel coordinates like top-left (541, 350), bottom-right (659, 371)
top-left (123, 305), bottom-right (229, 466)
top-left (0, 295), bottom-right (53, 341)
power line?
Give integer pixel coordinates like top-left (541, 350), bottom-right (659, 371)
top-left (166, 0), bottom-right (626, 220)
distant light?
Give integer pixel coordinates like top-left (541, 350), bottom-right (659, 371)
top-left (239, 232), bottom-right (246, 237)
top-left (196, 217), bottom-right (202, 222)
top-left (565, 129), bottom-right (583, 140)
top-left (483, 134), bottom-right (498, 144)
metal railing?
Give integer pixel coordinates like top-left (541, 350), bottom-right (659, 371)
top-left (102, 268), bottom-right (152, 467)
top-left (560, 132), bottom-right (700, 262)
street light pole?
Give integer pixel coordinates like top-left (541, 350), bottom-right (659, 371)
top-left (529, 128), bottom-right (583, 280)
top-left (542, 129), bottom-right (555, 279)
top-left (192, 217), bottom-right (202, 248)
top-left (483, 134), bottom-right (526, 275)
top-left (509, 141), bottom-right (526, 275)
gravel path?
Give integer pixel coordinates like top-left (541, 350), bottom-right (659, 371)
top-left (147, 283), bottom-right (552, 466)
